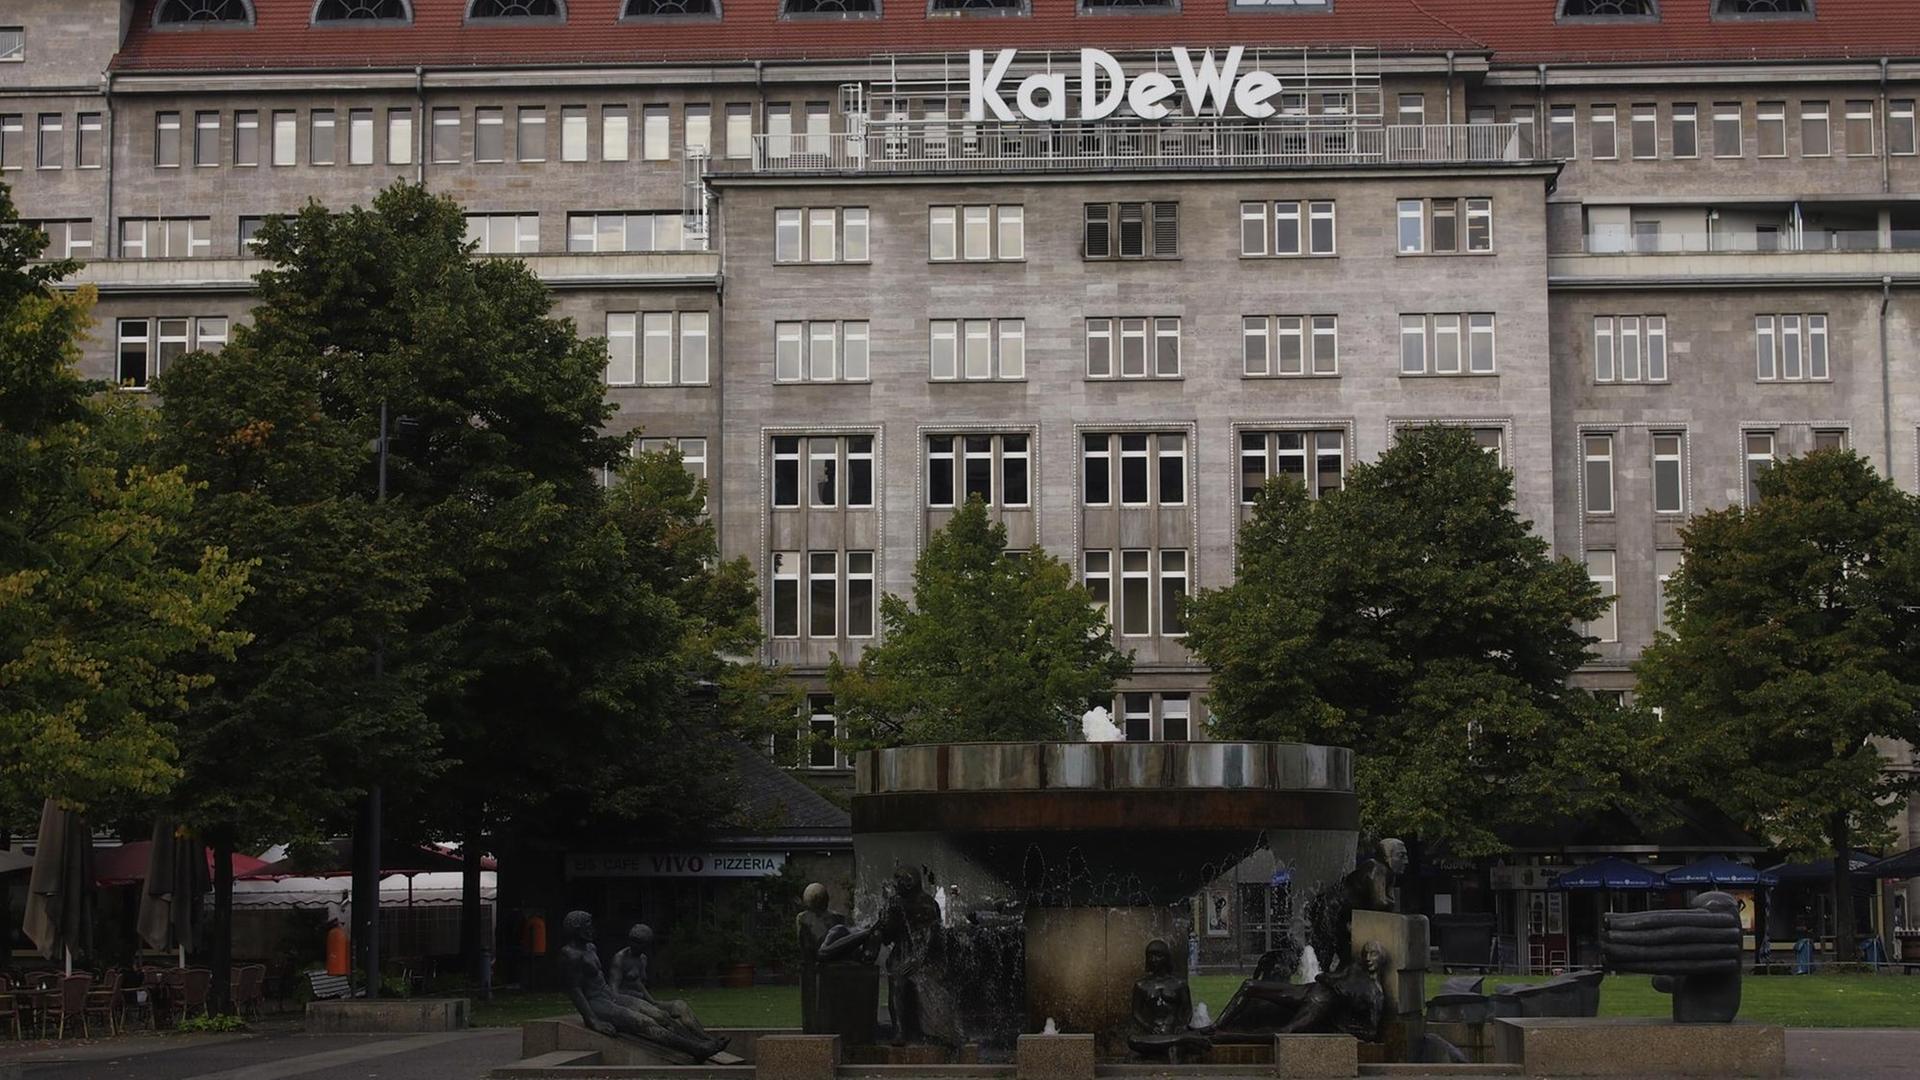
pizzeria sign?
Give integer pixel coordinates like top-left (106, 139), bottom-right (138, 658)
top-left (565, 852), bottom-right (788, 879)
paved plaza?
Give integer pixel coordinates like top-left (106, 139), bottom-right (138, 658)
top-left (3, 1027), bottom-right (1918, 1080)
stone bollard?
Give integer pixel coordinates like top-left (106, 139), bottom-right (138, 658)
top-left (753, 1034), bottom-right (840, 1080)
top-left (1273, 1033), bottom-right (1359, 1078)
top-left (1015, 1033), bottom-right (1097, 1080)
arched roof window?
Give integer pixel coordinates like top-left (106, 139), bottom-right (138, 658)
top-left (623, 0), bottom-right (719, 15)
top-left (468, 0), bottom-right (564, 18)
top-left (155, 0), bottom-right (254, 24)
top-left (313, 0), bottom-right (412, 23)
top-left (1556, 0), bottom-right (1658, 18)
top-left (1713, 0), bottom-right (1813, 15)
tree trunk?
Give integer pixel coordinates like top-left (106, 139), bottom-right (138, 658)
top-left (1829, 813), bottom-right (1857, 963)
top-left (459, 815), bottom-right (484, 985)
top-left (212, 830), bottom-right (236, 1015)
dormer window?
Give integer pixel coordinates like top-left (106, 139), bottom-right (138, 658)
top-left (313, 0), bottom-right (411, 22)
top-left (1080, 0), bottom-right (1178, 13)
top-left (1713, 0), bottom-right (1812, 15)
top-left (1557, 0), bottom-right (1657, 18)
top-left (780, 0), bottom-right (878, 15)
top-left (624, 0), bottom-right (719, 16)
top-left (469, 0), bottom-right (562, 18)
top-left (929, 0), bottom-right (1027, 14)
top-left (156, 0), bottom-right (254, 23)
top-left (1228, 0), bottom-right (1330, 9)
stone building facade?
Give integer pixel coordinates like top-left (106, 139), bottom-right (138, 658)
top-left (6, 0), bottom-right (1920, 955)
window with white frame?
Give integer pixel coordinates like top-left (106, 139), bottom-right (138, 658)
top-left (770, 549), bottom-right (874, 641)
top-left (36, 114), bottom-right (62, 170)
top-left (771, 550), bottom-right (802, 636)
top-left (429, 107), bottom-right (459, 162)
top-left (31, 220), bottom-right (94, 259)
top-left (1083, 548), bottom-right (1187, 638)
top-left (1082, 432), bottom-right (1186, 508)
top-left (473, 107), bottom-right (506, 161)
top-left (633, 435), bottom-right (709, 489)
top-left (767, 434), bottom-right (873, 510)
top-left (1891, 100), bottom-right (1917, 156)
top-left (605, 310), bottom-right (709, 386)
top-left (773, 206), bottom-right (869, 263)
top-left (1243, 315), bottom-right (1338, 377)
top-left (1549, 104), bottom-right (1577, 158)
top-left (1754, 314), bottom-right (1829, 381)
top-left (1086, 317), bottom-right (1181, 379)
top-left (464, 213), bottom-right (539, 254)
top-left (0, 115), bottom-right (20, 171)
top-left (1744, 431), bottom-right (1775, 505)
top-left (601, 104), bottom-right (630, 161)
top-left (1585, 550), bottom-right (1618, 643)
top-left (685, 104), bottom-right (711, 155)
top-left (1813, 429), bottom-right (1849, 452)
top-left (1400, 313), bottom-right (1496, 375)
top-left (643, 105), bottom-right (670, 161)
top-left (566, 211), bottom-right (684, 253)
top-left (930, 319), bottom-right (1024, 381)
top-left (1396, 197), bottom-right (1492, 254)
top-left (926, 433), bottom-right (1030, 509)
top-left (559, 105), bottom-right (588, 162)
top-left (1756, 100), bottom-right (1786, 157)
top-left (1630, 103), bottom-right (1657, 158)
top-left (1239, 199), bottom-right (1336, 257)
top-left (1655, 548), bottom-right (1682, 635)
top-left (191, 110), bottom-right (220, 167)
top-left (310, 109), bottom-right (335, 165)
top-left (1671, 102), bottom-right (1698, 158)
top-left (1591, 104), bottom-right (1618, 159)
top-left (1593, 315), bottom-right (1668, 383)
top-left (929, 204), bottom-right (1023, 261)
top-left (1846, 99), bottom-right (1876, 156)
top-left (1652, 432), bottom-right (1685, 515)
top-left (1712, 101), bottom-right (1743, 157)
top-left (1583, 433), bottom-right (1615, 515)
top-left (156, 111), bottom-right (182, 168)
top-left (115, 314), bottom-right (229, 389)
top-left (0, 28), bottom-right (21, 63)
top-left (1240, 430), bottom-right (1344, 503)
top-left (119, 218), bottom-right (210, 259)
top-left (347, 108), bottom-right (374, 165)
top-left (233, 110), bottom-right (258, 167)
top-left (272, 110), bottom-right (297, 165)
top-left (1800, 100), bottom-right (1831, 157)
top-left (77, 113), bottom-right (102, 169)
top-left (774, 320), bottom-right (869, 383)
top-left (725, 103), bottom-right (752, 159)
top-left (517, 105), bottom-right (545, 161)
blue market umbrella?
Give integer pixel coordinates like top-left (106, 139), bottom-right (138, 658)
top-left (1552, 857), bottom-right (1665, 891)
top-left (1664, 854), bottom-right (1778, 888)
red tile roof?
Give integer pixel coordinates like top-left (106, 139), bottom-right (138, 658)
top-left (109, 1), bottom-right (1920, 74)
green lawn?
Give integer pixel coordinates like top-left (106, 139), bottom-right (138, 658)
top-left (469, 972), bottom-right (1920, 1031)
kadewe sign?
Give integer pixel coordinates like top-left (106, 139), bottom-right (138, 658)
top-left (968, 48), bottom-right (1287, 123)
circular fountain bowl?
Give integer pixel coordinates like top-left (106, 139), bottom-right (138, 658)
top-left (851, 741), bottom-right (1357, 911)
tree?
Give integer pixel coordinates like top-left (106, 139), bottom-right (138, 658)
top-left (830, 499), bottom-right (1131, 747)
top-left (0, 183), bottom-right (248, 826)
top-left (1184, 425), bottom-right (1637, 857)
top-left (1637, 449), bottom-right (1920, 961)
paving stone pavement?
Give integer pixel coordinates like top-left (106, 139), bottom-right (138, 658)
top-left (3, 1026), bottom-right (1918, 1079)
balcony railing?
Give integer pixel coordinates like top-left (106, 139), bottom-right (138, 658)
top-left (747, 122), bottom-right (1527, 175)
top-left (1580, 229), bottom-right (1920, 255)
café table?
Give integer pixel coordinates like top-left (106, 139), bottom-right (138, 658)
top-left (8, 986), bottom-right (56, 1038)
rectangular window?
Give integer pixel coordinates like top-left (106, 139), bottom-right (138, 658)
top-left (233, 110), bottom-right (258, 167)
top-left (1397, 93), bottom-right (1426, 127)
top-left (1120, 550), bottom-right (1152, 637)
top-left (1745, 432), bottom-right (1775, 505)
top-left (464, 213), bottom-right (539, 254)
top-left (1241, 202), bottom-right (1268, 256)
top-left (1161, 694), bottom-right (1191, 742)
top-left (1084, 551), bottom-right (1111, 621)
top-left (1434, 314), bottom-right (1462, 374)
top-left (119, 218), bottom-right (210, 259)
top-left (771, 551), bottom-right (800, 637)
top-left (1801, 100), bottom-right (1831, 157)
top-left (1584, 434), bottom-right (1614, 515)
top-left (310, 109), bottom-right (334, 166)
top-left (1001, 434), bottom-right (1029, 507)
top-left (606, 313), bottom-right (636, 385)
top-left (117, 319), bottom-right (151, 389)
top-left (685, 104), bottom-right (711, 155)
top-left (1242, 317), bottom-right (1269, 376)
top-left (1085, 201), bottom-right (1176, 260)
top-left (1631, 104), bottom-right (1658, 159)
top-left (1122, 692), bottom-right (1151, 741)
top-left (77, 113), bottom-right (102, 169)
top-left (1846, 100), bottom-right (1876, 156)
top-left (808, 551), bottom-right (838, 636)
top-left (0, 114), bottom-right (19, 171)
top-left (601, 104), bottom-right (630, 161)
top-left (0, 27), bottom-right (20, 64)
top-left (34, 219), bottom-right (93, 259)
top-left (775, 208), bottom-right (802, 263)
top-left (679, 312), bottom-right (710, 385)
top-left (195, 317), bottom-right (228, 351)
top-left (1154, 318), bottom-right (1181, 377)
top-left (643, 105), bottom-right (670, 161)
top-left (1586, 551), bottom-right (1618, 643)
top-left (1512, 104), bottom-right (1536, 157)
top-left (770, 437), bottom-right (803, 509)
top-left (155, 318), bottom-right (190, 378)
top-left (1160, 550), bottom-right (1188, 636)
top-left (1652, 433), bottom-right (1685, 515)
top-left (1088, 318), bottom-right (1179, 380)
top-left (192, 111), bottom-right (219, 167)
top-left (1157, 433), bottom-right (1186, 506)
top-left (1469, 315), bottom-right (1497, 373)
top-left (1119, 434), bottom-right (1149, 506)
top-left (1082, 434), bottom-right (1110, 507)
top-left (962, 205), bottom-right (991, 260)
top-left (156, 111), bottom-right (181, 168)
top-left (1713, 101), bottom-right (1742, 158)
top-left (1086, 318), bottom-right (1112, 379)
top-left (348, 108), bottom-right (373, 165)
top-left (1276, 200), bottom-right (1304, 254)
top-left (808, 208), bottom-right (836, 263)
top-left (476, 107), bottom-right (506, 161)
top-left (1755, 314), bottom-right (1829, 381)
top-left (517, 106), bottom-right (545, 162)
top-left (927, 436), bottom-right (956, 507)
top-left (1084, 204), bottom-right (1111, 258)
top-left (1656, 549), bottom-right (1682, 636)
top-left (1891, 99), bottom-right (1917, 156)
top-left (726, 103), bottom-right (752, 160)
top-left (1813, 429), bottom-right (1848, 452)
top-left (810, 323), bottom-right (836, 381)
top-left (847, 551), bottom-right (875, 638)
top-left (1757, 100), bottom-right (1786, 157)
top-left (1466, 198), bottom-right (1493, 251)
top-left (962, 435), bottom-right (993, 505)
top-left (1242, 430), bottom-right (1344, 502)
top-left (384, 106), bottom-right (410, 164)
top-left (1400, 315), bottom-right (1427, 375)
top-left (1397, 199), bottom-right (1424, 254)
top-left (271, 110), bottom-right (297, 166)
top-left (432, 107), bottom-right (460, 162)
top-left (1550, 104), bottom-right (1577, 158)
top-left (36, 114), bottom-right (61, 170)
top-left (997, 205), bottom-right (1024, 260)
top-left (775, 322), bottom-right (803, 382)
top-left (641, 311), bottom-right (673, 385)
top-left (1672, 102), bottom-right (1698, 158)
top-left (560, 106), bottom-right (588, 162)
top-left (1308, 200), bottom-right (1336, 255)
top-left (773, 321), bottom-right (866, 382)
top-left (1591, 104), bottom-right (1618, 160)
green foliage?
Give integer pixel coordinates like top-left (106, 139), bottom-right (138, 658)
top-left (175, 1013), bottom-right (249, 1034)
top-left (0, 181), bottom-right (249, 820)
top-left (829, 499), bottom-right (1131, 748)
top-left (1185, 426), bottom-right (1640, 856)
top-left (1637, 450), bottom-right (1920, 862)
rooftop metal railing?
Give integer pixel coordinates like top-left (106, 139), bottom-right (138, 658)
top-left (747, 122), bottom-right (1528, 175)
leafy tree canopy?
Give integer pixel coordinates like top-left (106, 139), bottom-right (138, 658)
top-left (830, 499), bottom-right (1131, 748)
top-left (1185, 425), bottom-right (1640, 856)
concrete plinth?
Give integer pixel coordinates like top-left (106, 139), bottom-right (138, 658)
top-left (518, 1018), bottom-right (752, 1066)
top-left (1024, 905), bottom-right (1187, 1054)
top-left (1492, 1017), bottom-right (1785, 1077)
top-left (1016, 1033), bottom-right (1097, 1080)
top-left (1273, 1033), bottom-right (1360, 1078)
top-left (752, 1035), bottom-right (838, 1080)
top-left (1350, 910), bottom-right (1429, 1019)
top-left (305, 997), bottom-right (468, 1033)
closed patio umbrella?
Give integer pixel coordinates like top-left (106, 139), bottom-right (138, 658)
top-left (22, 798), bottom-right (95, 973)
top-left (137, 820), bottom-right (207, 967)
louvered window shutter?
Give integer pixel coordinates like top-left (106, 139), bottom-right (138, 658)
top-left (1118, 202), bottom-right (1146, 256)
top-left (1152, 202), bottom-right (1179, 257)
top-left (1084, 204), bottom-right (1111, 258)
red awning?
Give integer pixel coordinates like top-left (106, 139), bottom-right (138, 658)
top-left (93, 841), bottom-right (269, 887)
